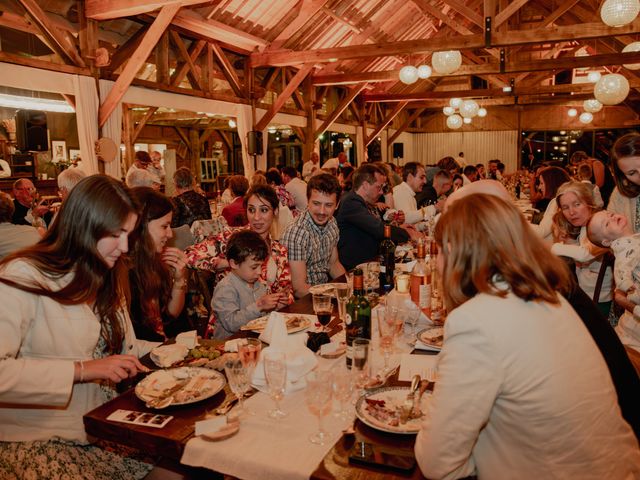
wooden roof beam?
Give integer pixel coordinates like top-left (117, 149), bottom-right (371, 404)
top-left (210, 42), bottom-right (245, 98)
top-left (412, 0), bottom-right (475, 35)
top-left (169, 30), bottom-right (203, 91)
top-left (171, 39), bottom-right (206, 87)
top-left (366, 102), bottom-right (408, 146)
top-left (314, 84), bottom-right (367, 138)
top-left (16, 0), bottom-right (85, 67)
top-left (494, 0), bottom-right (529, 29)
top-left (99, 3), bottom-right (180, 127)
top-left (441, 0), bottom-right (484, 28)
top-left (250, 18), bottom-right (640, 67)
top-left (133, 107), bottom-right (158, 142)
top-left (388, 107), bottom-right (425, 145)
top-left (86, 0), bottom-right (209, 21)
top-left (255, 64), bottom-right (314, 132)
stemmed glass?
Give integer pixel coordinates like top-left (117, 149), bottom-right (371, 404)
top-left (334, 284), bottom-right (351, 324)
top-left (305, 370), bottom-right (333, 445)
top-left (224, 359), bottom-right (250, 417)
top-left (332, 366), bottom-right (354, 422)
top-left (352, 338), bottom-right (370, 389)
top-left (312, 293), bottom-right (332, 332)
top-left (263, 350), bottom-right (287, 419)
top-left (238, 338), bottom-right (261, 414)
top-left (377, 307), bottom-right (396, 374)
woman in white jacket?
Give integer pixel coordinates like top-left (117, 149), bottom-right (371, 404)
top-left (0, 175), bottom-right (158, 479)
top-left (415, 193), bottom-right (640, 480)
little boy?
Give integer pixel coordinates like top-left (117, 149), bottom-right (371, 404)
top-left (209, 230), bottom-right (287, 339)
top-left (587, 210), bottom-right (640, 316)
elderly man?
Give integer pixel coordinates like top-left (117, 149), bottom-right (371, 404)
top-left (0, 192), bottom-right (40, 259)
top-left (302, 152), bottom-right (320, 182)
top-left (172, 167), bottom-right (212, 228)
top-left (148, 150), bottom-right (166, 183)
top-left (57, 168), bottom-right (86, 201)
top-left (11, 178), bottom-right (50, 226)
top-left (282, 166), bottom-right (308, 212)
top-left (336, 163), bottom-right (418, 270)
top-left (126, 168), bottom-right (161, 190)
top-left (282, 173), bottom-right (345, 298)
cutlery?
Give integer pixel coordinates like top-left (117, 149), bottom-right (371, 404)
top-left (214, 395), bottom-right (239, 415)
top-left (401, 375), bottom-right (421, 422)
top-left (145, 381), bottom-right (187, 408)
top-left (412, 379), bottom-right (430, 418)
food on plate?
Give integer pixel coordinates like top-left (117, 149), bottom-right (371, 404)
top-left (420, 327), bottom-right (444, 347)
top-left (365, 397), bottom-right (401, 427)
top-left (241, 314), bottom-right (309, 332)
top-left (136, 367), bottom-right (225, 408)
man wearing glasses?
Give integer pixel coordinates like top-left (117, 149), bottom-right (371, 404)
top-left (11, 178), bottom-right (50, 226)
top-left (336, 163), bottom-right (419, 270)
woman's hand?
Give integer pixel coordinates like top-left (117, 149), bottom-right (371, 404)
top-left (256, 293), bottom-right (284, 312)
top-left (162, 247), bottom-right (188, 281)
top-left (614, 289), bottom-right (637, 314)
top-left (76, 355), bottom-right (149, 384)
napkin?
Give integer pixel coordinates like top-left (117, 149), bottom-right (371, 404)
top-left (176, 330), bottom-right (198, 349)
top-left (150, 344), bottom-right (190, 368)
top-left (224, 338), bottom-right (247, 352)
top-left (398, 354), bottom-right (439, 381)
top-left (195, 416), bottom-right (227, 436)
top-left (252, 312), bottom-right (317, 394)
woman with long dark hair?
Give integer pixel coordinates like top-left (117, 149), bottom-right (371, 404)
top-left (0, 175), bottom-right (156, 479)
top-left (128, 187), bottom-right (189, 341)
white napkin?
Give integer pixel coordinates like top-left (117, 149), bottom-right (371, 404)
top-left (252, 312), bottom-right (317, 394)
top-left (150, 343), bottom-right (190, 367)
top-left (224, 338), bottom-right (247, 353)
top-left (398, 353), bottom-right (439, 381)
top-left (175, 330), bottom-right (198, 349)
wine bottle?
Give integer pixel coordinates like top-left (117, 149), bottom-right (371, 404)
top-left (378, 224), bottom-right (395, 293)
top-left (345, 269), bottom-right (371, 369)
top-left (410, 239), bottom-right (431, 316)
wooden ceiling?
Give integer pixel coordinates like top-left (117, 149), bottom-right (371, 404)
top-left (0, 0), bottom-right (639, 138)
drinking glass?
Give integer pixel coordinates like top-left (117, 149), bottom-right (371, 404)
top-left (239, 338), bottom-right (262, 380)
top-left (305, 370), bottom-right (333, 445)
top-left (263, 350), bottom-right (287, 419)
top-left (224, 359), bottom-right (250, 417)
top-left (332, 366), bottom-right (354, 421)
top-left (312, 293), bottom-right (332, 332)
top-left (352, 338), bottom-right (370, 389)
top-left (402, 307), bottom-right (421, 346)
top-left (377, 307), bottom-right (396, 374)
top-left (334, 284), bottom-right (350, 323)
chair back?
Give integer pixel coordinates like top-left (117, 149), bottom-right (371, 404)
top-left (191, 217), bottom-right (228, 243)
top-left (168, 225), bottom-right (194, 250)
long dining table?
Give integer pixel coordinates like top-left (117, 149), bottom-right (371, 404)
top-left (83, 291), bottom-right (440, 480)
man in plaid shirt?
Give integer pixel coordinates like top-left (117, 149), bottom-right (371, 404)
top-left (282, 173), bottom-right (345, 298)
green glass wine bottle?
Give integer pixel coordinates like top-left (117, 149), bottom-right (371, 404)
top-left (345, 269), bottom-right (371, 369)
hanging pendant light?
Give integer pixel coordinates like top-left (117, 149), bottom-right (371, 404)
top-left (463, 117), bottom-right (472, 124)
top-left (568, 108), bottom-right (578, 117)
top-left (443, 106), bottom-right (455, 115)
top-left (399, 65), bottom-right (419, 84)
top-left (417, 65), bottom-right (432, 79)
top-left (622, 42), bottom-right (640, 70)
top-left (432, 51), bottom-right (462, 74)
top-left (583, 99), bottom-right (603, 113)
top-left (477, 107), bottom-right (487, 117)
top-left (459, 99), bottom-right (479, 118)
top-left (587, 71), bottom-right (602, 83)
top-left (600, 0), bottom-right (640, 27)
top-left (579, 112), bottom-right (594, 124)
top-left (594, 73), bottom-right (630, 105)
top-left (449, 97), bottom-right (463, 109)
top-left (446, 114), bottom-right (463, 129)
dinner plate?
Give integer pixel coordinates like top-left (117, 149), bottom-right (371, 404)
top-left (240, 313), bottom-right (314, 334)
top-left (416, 326), bottom-right (444, 351)
top-left (355, 387), bottom-right (431, 434)
top-left (308, 283), bottom-right (347, 296)
top-left (135, 367), bottom-right (225, 409)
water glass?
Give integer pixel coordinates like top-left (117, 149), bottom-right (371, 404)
top-left (312, 293), bottom-right (332, 331)
top-left (332, 366), bottom-right (354, 422)
top-left (305, 370), bottom-right (333, 445)
top-left (352, 338), bottom-right (370, 389)
top-left (377, 307), bottom-right (396, 374)
top-left (263, 350), bottom-right (287, 419)
top-left (224, 359), bottom-right (250, 417)
top-left (334, 284), bottom-right (350, 323)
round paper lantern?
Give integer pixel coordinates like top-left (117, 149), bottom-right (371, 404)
top-left (477, 107), bottom-right (487, 117)
top-left (463, 117), bottom-right (472, 124)
top-left (443, 106), bottom-right (455, 116)
top-left (583, 98), bottom-right (603, 113)
top-left (568, 108), bottom-right (578, 117)
top-left (587, 71), bottom-right (602, 83)
top-left (594, 73), bottom-right (630, 105)
top-left (449, 97), bottom-right (463, 109)
top-left (399, 65), bottom-right (419, 84)
top-left (446, 114), bottom-right (463, 129)
top-left (622, 42), bottom-right (640, 70)
top-left (432, 50), bottom-right (462, 74)
top-left (417, 65), bottom-right (432, 79)
top-left (600, 0), bottom-right (640, 27)
top-left (459, 99), bottom-right (479, 118)
top-left (579, 112), bottom-right (594, 124)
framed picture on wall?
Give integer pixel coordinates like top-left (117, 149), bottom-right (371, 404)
top-left (51, 141), bottom-right (67, 163)
top-left (69, 149), bottom-right (81, 162)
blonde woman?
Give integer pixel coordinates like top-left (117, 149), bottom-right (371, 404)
top-left (415, 193), bottom-right (640, 480)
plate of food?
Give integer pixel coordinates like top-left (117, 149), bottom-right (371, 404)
top-left (309, 283), bottom-right (347, 296)
top-left (416, 326), bottom-right (444, 351)
top-left (355, 387), bottom-right (431, 434)
top-left (135, 367), bottom-right (225, 409)
top-left (240, 313), bottom-right (313, 334)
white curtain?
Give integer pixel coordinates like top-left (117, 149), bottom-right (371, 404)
top-left (412, 130), bottom-right (519, 172)
top-left (98, 80), bottom-right (123, 179)
top-left (235, 104), bottom-right (255, 175)
top-left (72, 75), bottom-right (99, 175)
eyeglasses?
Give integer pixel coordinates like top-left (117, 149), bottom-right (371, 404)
top-left (15, 187), bottom-right (35, 193)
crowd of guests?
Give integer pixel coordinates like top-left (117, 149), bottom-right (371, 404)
top-left (1, 138), bottom-right (640, 479)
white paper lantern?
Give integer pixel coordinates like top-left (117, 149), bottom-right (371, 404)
top-left (446, 114), bottom-right (463, 129)
top-left (622, 42), bottom-right (640, 70)
top-left (477, 107), bottom-right (487, 117)
top-left (594, 73), bottom-right (630, 105)
top-left (568, 108), bottom-right (578, 117)
top-left (459, 99), bottom-right (480, 118)
top-left (443, 106), bottom-right (455, 116)
top-left (583, 99), bottom-right (603, 113)
top-left (600, 0), bottom-right (640, 27)
top-left (579, 112), bottom-right (594, 124)
top-left (417, 65), bottom-right (432, 79)
top-left (399, 65), bottom-right (419, 84)
top-left (587, 71), bottom-right (602, 83)
top-left (463, 117), bottom-right (472, 124)
top-left (449, 97), bottom-right (463, 109)
top-left (432, 50), bottom-right (462, 74)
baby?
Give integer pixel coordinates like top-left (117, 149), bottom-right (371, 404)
top-left (587, 210), bottom-right (640, 315)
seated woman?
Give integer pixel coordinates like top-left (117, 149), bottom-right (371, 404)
top-left (0, 175), bottom-right (157, 479)
top-left (186, 184), bottom-right (293, 311)
top-left (415, 193), bottom-right (640, 480)
top-left (529, 166), bottom-right (571, 238)
top-left (550, 181), bottom-right (613, 317)
top-left (129, 187), bottom-right (190, 341)
top-left (171, 167), bottom-right (212, 228)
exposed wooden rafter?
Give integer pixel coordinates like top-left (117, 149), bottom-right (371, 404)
top-left (133, 107), bottom-right (158, 142)
top-left (314, 84), bottom-right (367, 137)
top-left (388, 108), bottom-right (426, 145)
top-left (85, 0), bottom-right (209, 21)
top-left (210, 42), bottom-right (245, 98)
top-left (169, 30), bottom-right (203, 90)
top-left (366, 101), bottom-right (408, 146)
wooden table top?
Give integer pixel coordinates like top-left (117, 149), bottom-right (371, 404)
top-left (83, 288), bottom-right (435, 480)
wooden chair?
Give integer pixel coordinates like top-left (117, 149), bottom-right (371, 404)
top-left (592, 252), bottom-right (615, 304)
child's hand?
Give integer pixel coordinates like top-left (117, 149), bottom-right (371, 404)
top-left (274, 292), bottom-right (290, 309)
top-left (256, 293), bottom-right (282, 312)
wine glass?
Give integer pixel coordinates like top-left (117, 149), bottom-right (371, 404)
top-left (377, 307), bottom-right (395, 374)
top-left (305, 370), bottom-right (333, 445)
top-left (312, 293), bottom-right (332, 332)
top-left (239, 338), bottom-right (262, 380)
top-left (332, 366), bottom-right (354, 422)
top-left (263, 350), bottom-right (287, 419)
top-left (351, 338), bottom-right (370, 389)
top-left (334, 284), bottom-right (350, 323)
top-left (224, 359), bottom-right (250, 417)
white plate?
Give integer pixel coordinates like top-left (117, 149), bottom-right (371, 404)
top-left (135, 367), bottom-right (225, 409)
top-left (417, 326), bottom-right (444, 351)
top-left (309, 283), bottom-right (347, 296)
top-left (240, 313), bottom-right (314, 333)
top-left (355, 387), bottom-right (431, 434)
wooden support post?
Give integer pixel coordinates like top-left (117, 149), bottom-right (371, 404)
top-left (189, 128), bottom-right (202, 181)
top-left (303, 75), bottom-right (316, 163)
top-left (156, 31), bottom-right (170, 84)
top-left (77, 1), bottom-right (99, 75)
top-left (122, 104), bottom-right (134, 172)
